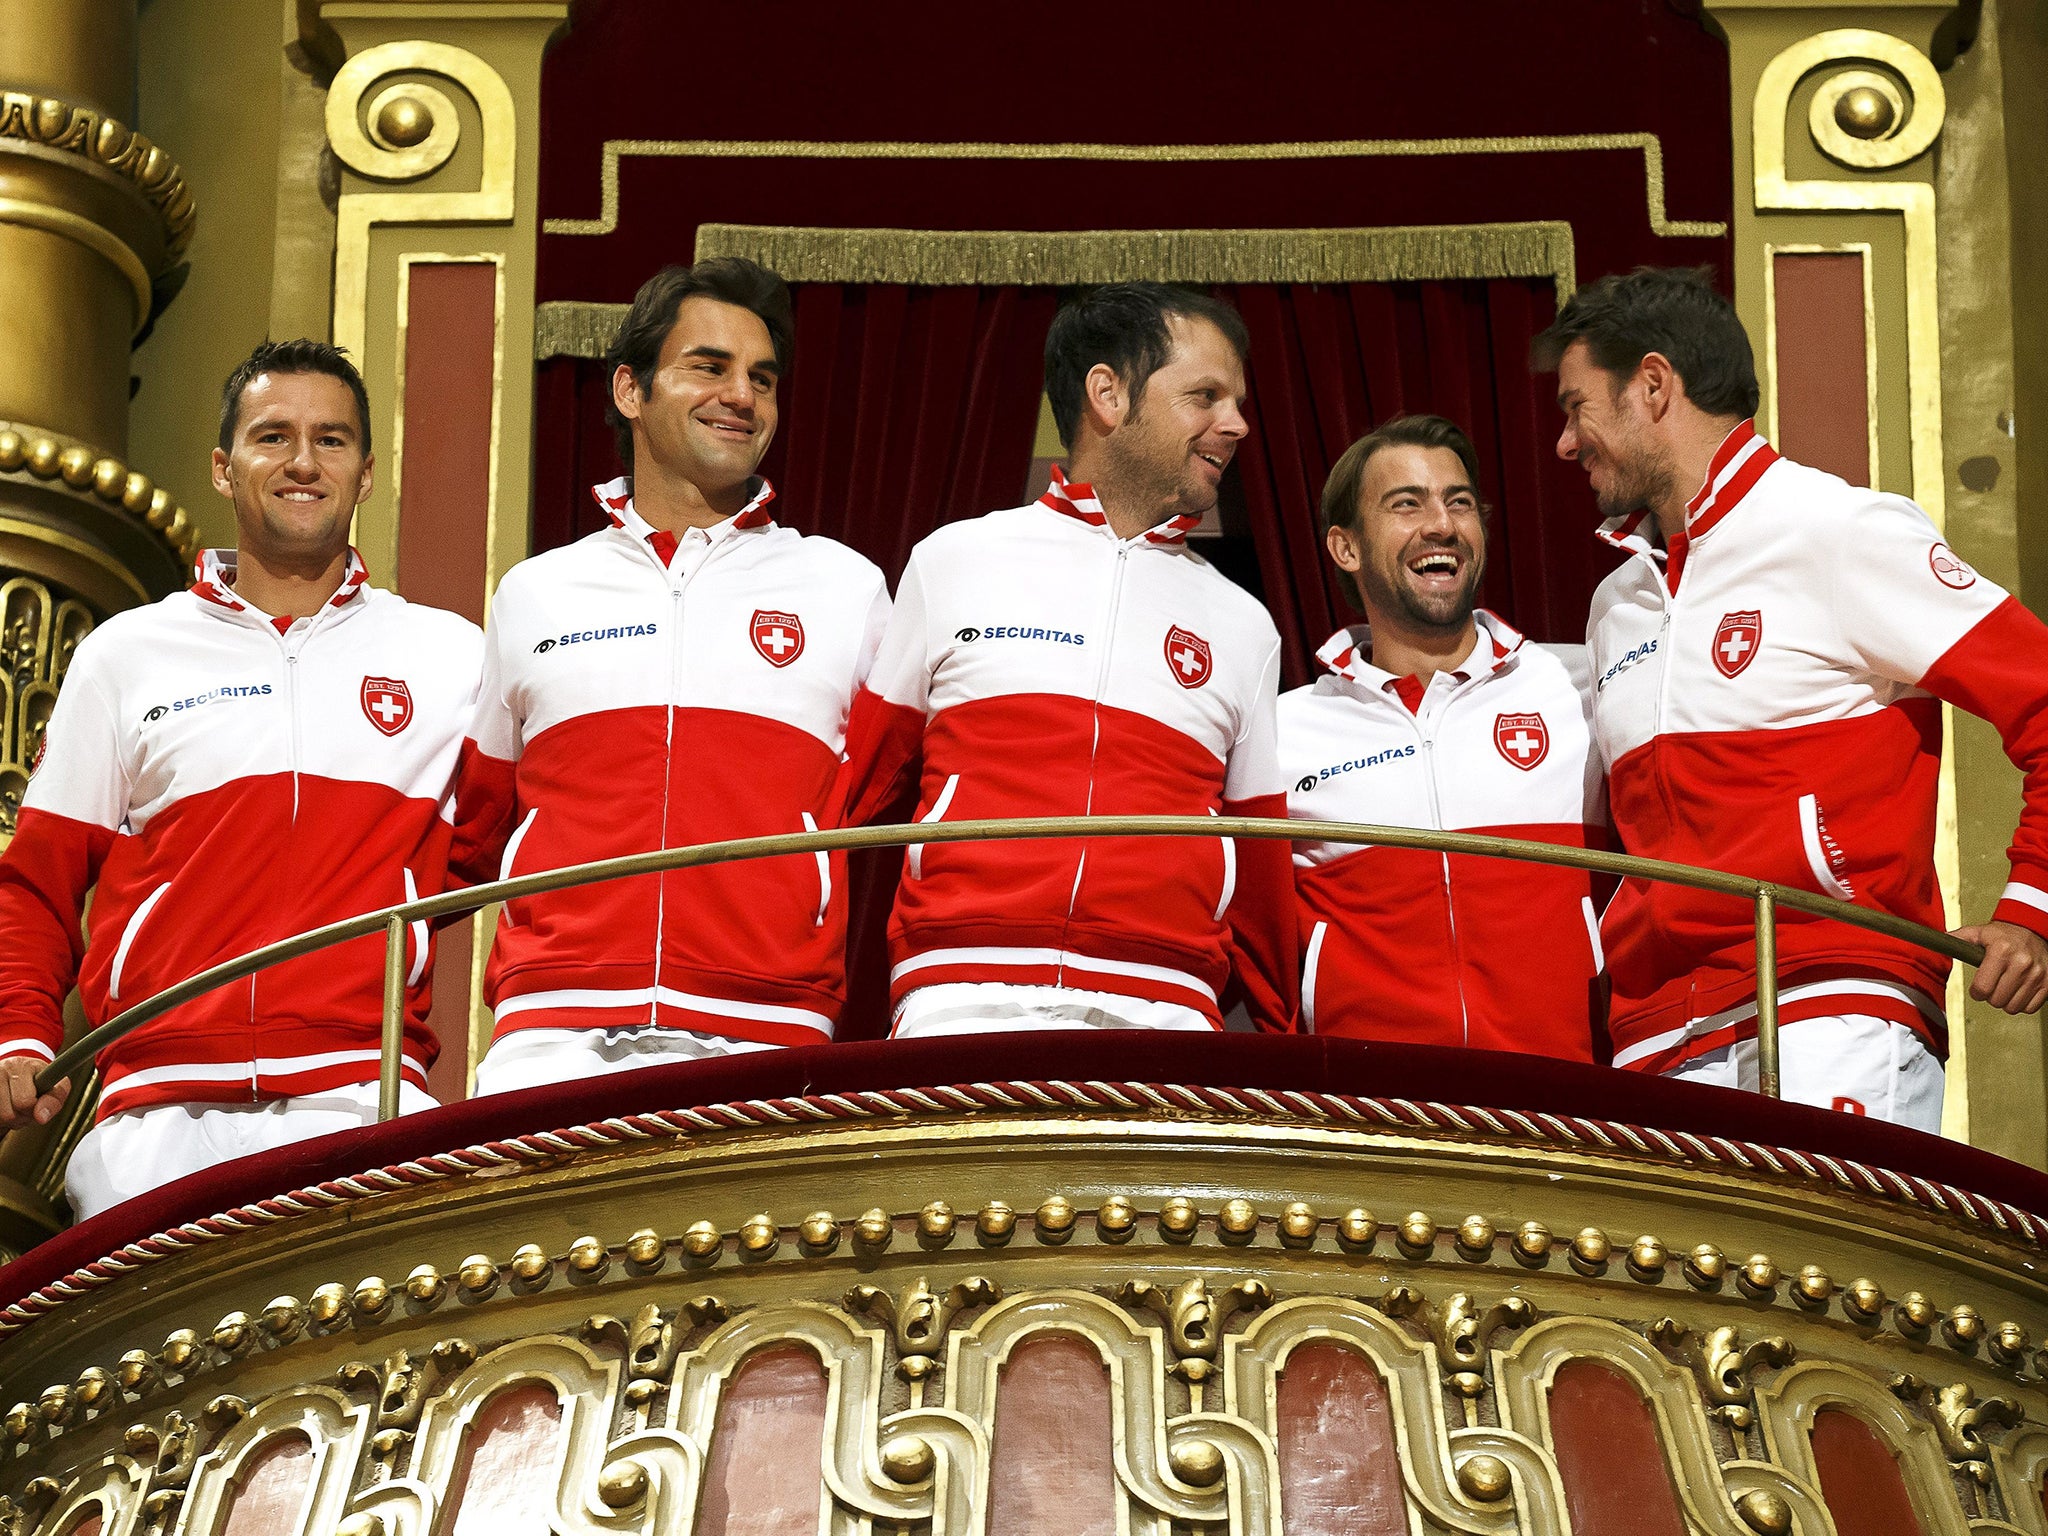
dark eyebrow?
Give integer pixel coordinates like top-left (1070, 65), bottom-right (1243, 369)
top-left (249, 417), bottom-right (357, 437)
top-left (678, 345), bottom-right (781, 377)
top-left (1381, 481), bottom-right (1475, 502)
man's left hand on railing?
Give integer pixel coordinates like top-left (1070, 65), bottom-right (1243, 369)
top-left (1952, 920), bottom-right (2048, 1016)
top-left (0, 1055), bottom-right (70, 1128)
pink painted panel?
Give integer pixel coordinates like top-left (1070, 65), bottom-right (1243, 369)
top-left (1812, 1408), bottom-right (1927, 1536)
top-left (1549, 1360), bottom-right (1688, 1536)
top-left (988, 1334), bottom-right (1117, 1536)
top-left (1275, 1342), bottom-right (1406, 1534)
top-left (219, 1433), bottom-right (314, 1536)
top-left (441, 1385), bottom-right (566, 1536)
top-left (59, 1514), bottom-right (102, 1536)
top-left (697, 1347), bottom-right (830, 1536)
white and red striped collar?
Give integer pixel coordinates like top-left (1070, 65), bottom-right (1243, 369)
top-left (1315, 608), bottom-right (1523, 688)
top-left (191, 547), bottom-right (370, 632)
top-left (590, 474), bottom-right (776, 560)
top-left (1038, 464), bottom-right (1201, 546)
top-left (1595, 418), bottom-right (1779, 558)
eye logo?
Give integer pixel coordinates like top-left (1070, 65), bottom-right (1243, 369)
top-left (532, 638), bottom-right (556, 654)
top-left (1295, 775), bottom-right (1317, 795)
top-left (954, 627), bottom-right (980, 643)
top-left (144, 705), bottom-right (168, 723)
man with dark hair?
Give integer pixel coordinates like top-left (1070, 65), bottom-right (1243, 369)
top-left (454, 258), bottom-right (887, 1091)
top-left (1536, 266), bottom-right (2048, 1127)
top-left (1281, 415), bottom-right (1606, 1056)
top-left (843, 282), bottom-right (1296, 1037)
top-left (0, 340), bottom-right (481, 1216)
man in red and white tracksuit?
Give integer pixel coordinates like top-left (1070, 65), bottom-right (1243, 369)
top-left (843, 283), bottom-right (1296, 1035)
top-left (1282, 415), bottom-right (1606, 1057)
top-left (1538, 268), bottom-right (2048, 1128)
top-left (0, 341), bottom-right (480, 1216)
top-left (455, 260), bottom-right (888, 1091)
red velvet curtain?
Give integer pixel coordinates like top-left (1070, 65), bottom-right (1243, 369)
top-left (532, 283), bottom-right (1058, 1040)
top-left (1227, 277), bottom-right (1608, 687)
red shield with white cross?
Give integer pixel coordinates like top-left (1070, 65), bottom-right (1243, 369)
top-left (1494, 712), bottom-right (1549, 771)
top-left (751, 610), bottom-right (805, 668)
top-left (361, 677), bottom-right (412, 737)
top-left (1165, 626), bottom-right (1212, 689)
top-left (1712, 610), bottom-right (1763, 679)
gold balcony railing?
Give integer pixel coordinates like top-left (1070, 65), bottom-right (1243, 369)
top-left (34, 817), bottom-right (1986, 1120)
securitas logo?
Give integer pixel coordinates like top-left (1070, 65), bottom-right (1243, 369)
top-left (954, 624), bottom-right (1086, 647)
top-left (535, 623), bottom-right (658, 654)
top-left (1598, 637), bottom-right (1658, 691)
top-left (1307, 744), bottom-right (1416, 785)
top-left (144, 683), bottom-right (273, 722)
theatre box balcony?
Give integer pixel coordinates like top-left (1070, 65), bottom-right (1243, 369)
top-left (1, 1033), bottom-right (2046, 1535)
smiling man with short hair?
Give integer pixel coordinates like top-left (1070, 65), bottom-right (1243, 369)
top-left (843, 282), bottom-right (1297, 1037)
top-left (456, 258), bottom-right (888, 1092)
top-left (0, 339), bottom-right (481, 1216)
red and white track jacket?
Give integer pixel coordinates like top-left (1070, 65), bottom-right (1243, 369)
top-left (453, 477), bottom-right (889, 1047)
top-left (841, 468), bottom-right (1298, 1031)
top-left (0, 551), bottom-right (480, 1120)
top-left (1281, 614), bottom-right (1607, 1059)
top-left (1589, 421), bottom-right (2048, 1073)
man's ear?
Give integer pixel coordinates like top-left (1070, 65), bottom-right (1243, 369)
top-left (210, 447), bottom-right (232, 500)
top-left (1324, 521), bottom-right (1363, 575)
top-left (356, 453), bottom-right (375, 505)
top-left (1635, 351), bottom-right (1681, 422)
top-left (611, 363), bottom-right (643, 422)
top-left (1082, 362), bottom-right (1127, 433)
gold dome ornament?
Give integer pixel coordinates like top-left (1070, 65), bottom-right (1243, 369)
top-left (373, 94), bottom-right (434, 149)
top-left (1835, 83), bottom-right (1896, 139)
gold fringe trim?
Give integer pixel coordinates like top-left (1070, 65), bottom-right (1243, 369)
top-left (535, 222), bottom-right (1575, 359)
top-left (542, 133), bottom-right (1725, 242)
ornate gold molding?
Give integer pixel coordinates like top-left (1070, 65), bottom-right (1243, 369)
top-left (536, 221), bottom-right (1579, 360)
top-left (0, 423), bottom-right (199, 568)
top-left (0, 576), bottom-right (93, 840)
top-left (542, 132), bottom-right (1728, 244)
top-left (0, 92), bottom-right (196, 266)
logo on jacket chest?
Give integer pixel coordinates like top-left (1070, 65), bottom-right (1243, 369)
top-left (361, 676), bottom-right (413, 736)
top-left (751, 609), bottom-right (805, 668)
top-left (1712, 610), bottom-right (1763, 679)
top-left (1493, 712), bottom-right (1549, 770)
top-left (1165, 625), bottom-right (1212, 688)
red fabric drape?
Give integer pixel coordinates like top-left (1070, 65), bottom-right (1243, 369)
top-left (530, 283), bottom-right (1058, 1039)
top-left (1228, 278), bottom-right (1609, 687)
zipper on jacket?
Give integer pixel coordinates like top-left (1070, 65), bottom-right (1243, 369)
top-left (1059, 542), bottom-right (1130, 979)
top-left (1419, 732), bottom-right (1473, 1044)
top-left (649, 577), bottom-right (683, 1026)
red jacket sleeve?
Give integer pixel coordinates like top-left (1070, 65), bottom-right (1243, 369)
top-left (449, 604), bottom-right (520, 889)
top-left (1918, 595), bottom-right (2048, 940)
top-left (1221, 638), bottom-right (1299, 1032)
top-left (838, 555), bottom-right (930, 828)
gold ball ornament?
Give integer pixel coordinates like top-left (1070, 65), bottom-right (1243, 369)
top-left (1158, 1196), bottom-right (1199, 1241)
top-left (1169, 1437), bottom-right (1226, 1487)
top-left (1218, 1198), bottom-right (1260, 1244)
top-left (1280, 1202), bottom-right (1321, 1247)
top-left (374, 94), bottom-right (435, 148)
top-left (880, 1433), bottom-right (937, 1483)
top-left (1097, 1196), bottom-right (1137, 1241)
top-left (1455, 1215), bottom-right (1495, 1261)
top-left (1036, 1195), bottom-right (1077, 1241)
top-left (977, 1201), bottom-right (1016, 1243)
top-left (1835, 84), bottom-right (1896, 139)
top-left (1458, 1454), bottom-right (1511, 1501)
top-left (799, 1211), bottom-right (840, 1254)
top-left (1337, 1208), bottom-right (1377, 1250)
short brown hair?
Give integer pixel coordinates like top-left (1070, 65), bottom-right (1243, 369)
top-left (1044, 283), bottom-right (1250, 450)
top-left (1530, 265), bottom-right (1758, 419)
top-left (218, 339), bottom-right (372, 455)
top-left (1319, 414), bottom-right (1488, 534)
top-left (603, 257), bottom-right (795, 471)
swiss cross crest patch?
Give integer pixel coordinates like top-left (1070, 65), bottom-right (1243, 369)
top-left (361, 677), bottom-right (413, 736)
top-left (1164, 626), bottom-right (1212, 688)
top-left (751, 610), bottom-right (805, 668)
top-left (1493, 712), bottom-right (1549, 771)
top-left (1712, 611), bottom-right (1763, 679)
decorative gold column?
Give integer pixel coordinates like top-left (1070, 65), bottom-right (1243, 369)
top-left (1704, 0), bottom-right (2048, 1165)
top-left (0, 0), bottom-right (202, 1255)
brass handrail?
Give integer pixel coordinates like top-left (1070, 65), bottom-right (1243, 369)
top-left (34, 816), bottom-right (1985, 1114)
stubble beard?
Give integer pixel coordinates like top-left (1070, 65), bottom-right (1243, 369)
top-left (1358, 546), bottom-right (1484, 635)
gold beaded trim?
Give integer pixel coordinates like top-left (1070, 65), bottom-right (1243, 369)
top-left (0, 423), bottom-right (199, 568)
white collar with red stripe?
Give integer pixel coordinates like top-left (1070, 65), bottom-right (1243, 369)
top-left (590, 474), bottom-right (776, 559)
top-left (1038, 464), bottom-right (1201, 545)
top-left (1596, 418), bottom-right (1780, 559)
top-left (191, 547), bottom-right (371, 631)
top-left (1315, 608), bottom-right (1523, 689)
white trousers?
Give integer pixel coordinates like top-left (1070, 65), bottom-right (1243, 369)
top-left (66, 1081), bottom-right (438, 1221)
top-left (473, 1025), bottom-right (780, 1097)
top-left (891, 982), bottom-right (1212, 1038)
top-left (1662, 1014), bottom-right (1944, 1132)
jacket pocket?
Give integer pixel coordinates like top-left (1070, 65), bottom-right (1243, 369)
top-left (801, 812), bottom-right (829, 927)
top-left (1797, 793), bottom-right (1855, 900)
top-left (401, 868), bottom-right (431, 985)
top-left (500, 807), bottom-right (539, 881)
top-left (1209, 807), bottom-right (1236, 921)
top-left (906, 774), bottom-right (960, 881)
top-left (108, 881), bottom-right (172, 1002)
top-left (1301, 920), bottom-right (1329, 1034)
